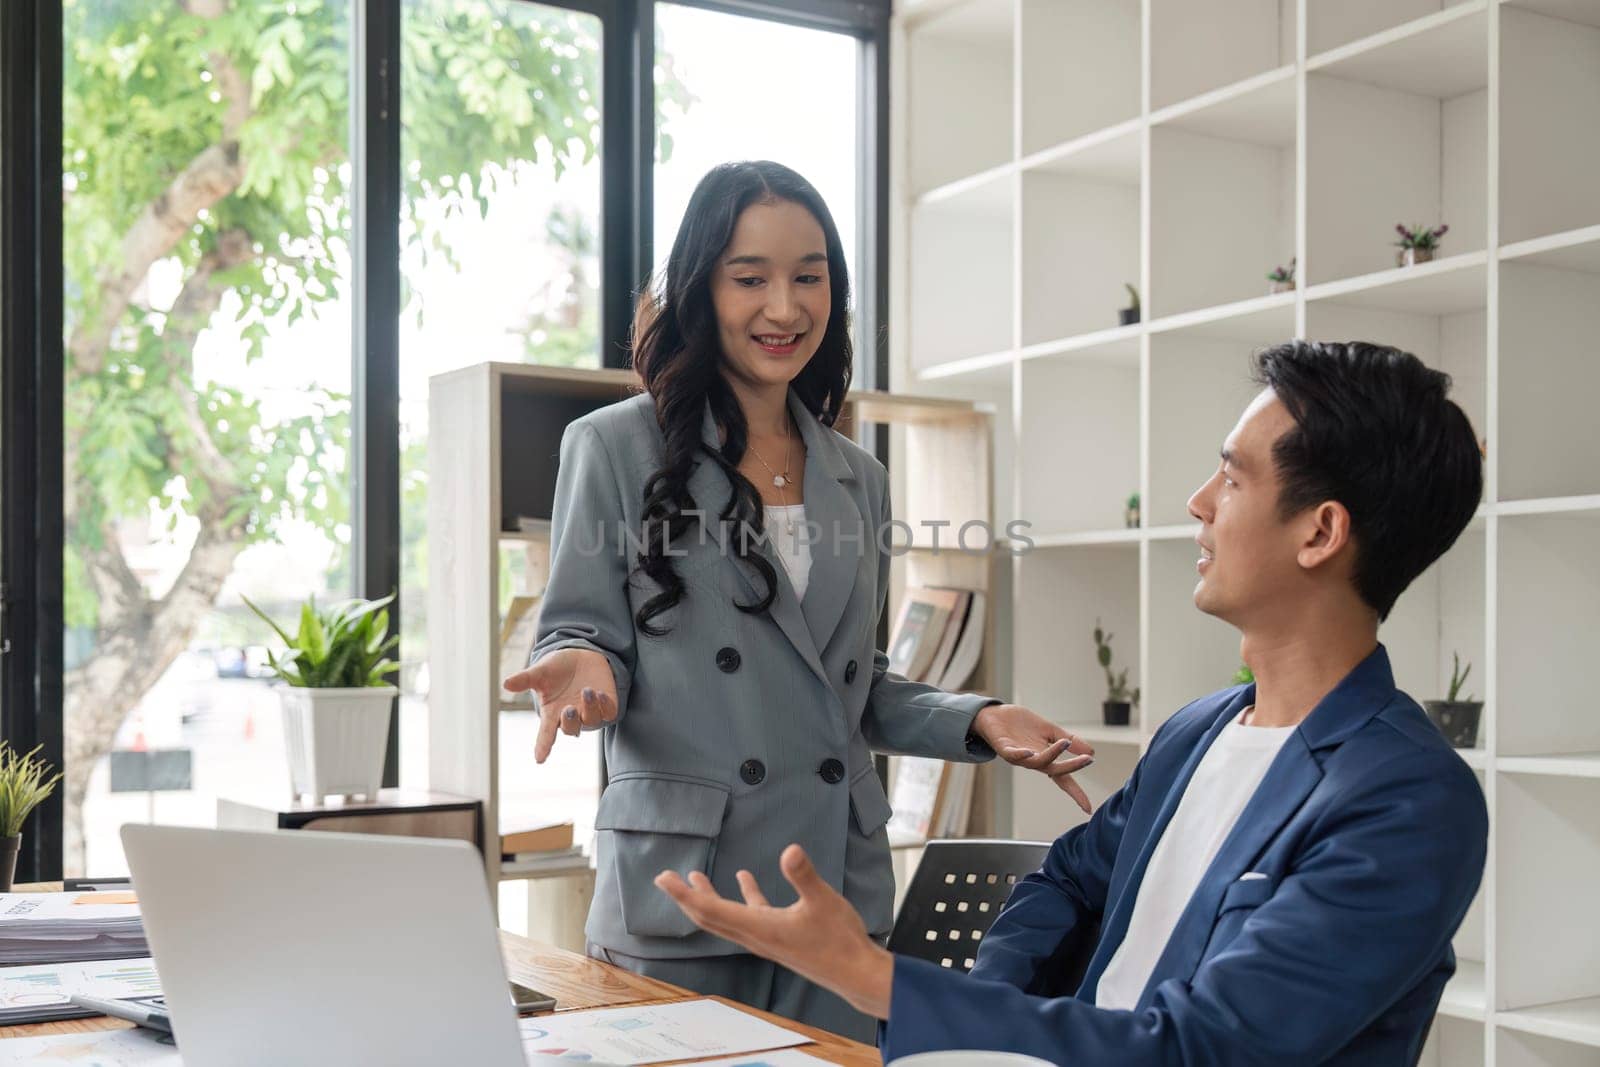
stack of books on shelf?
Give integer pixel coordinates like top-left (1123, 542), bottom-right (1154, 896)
top-left (885, 586), bottom-right (986, 693)
top-left (499, 594), bottom-right (543, 709)
top-left (884, 586), bottom-right (987, 847)
top-left (499, 820), bottom-right (587, 876)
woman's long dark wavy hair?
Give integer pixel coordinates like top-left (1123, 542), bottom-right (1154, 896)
top-left (631, 161), bottom-right (853, 637)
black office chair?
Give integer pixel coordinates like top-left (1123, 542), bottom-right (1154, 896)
top-left (888, 838), bottom-right (1101, 995)
top-left (888, 838), bottom-right (1052, 974)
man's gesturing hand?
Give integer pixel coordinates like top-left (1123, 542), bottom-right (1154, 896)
top-left (655, 845), bottom-right (895, 1020)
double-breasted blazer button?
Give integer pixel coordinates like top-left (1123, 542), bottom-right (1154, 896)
top-left (740, 759), bottom-right (766, 786)
top-left (844, 660), bottom-right (858, 684)
top-left (716, 646), bottom-right (741, 673)
top-left (819, 758), bottom-right (845, 784)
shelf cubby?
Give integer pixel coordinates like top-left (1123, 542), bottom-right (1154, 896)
top-left (1021, 132), bottom-right (1142, 347)
top-left (1497, 251), bottom-right (1600, 502)
top-left (1308, 1), bottom-right (1483, 56)
top-left (1150, 0), bottom-right (1296, 111)
top-left (1012, 543), bottom-right (1140, 731)
top-left (1420, 1016), bottom-right (1488, 1066)
top-left (1150, 76), bottom-right (1296, 317)
top-left (907, 0), bottom-right (1015, 195)
top-left (909, 175), bottom-right (1015, 375)
top-left (1378, 522), bottom-right (1488, 718)
top-left (1499, 2), bottom-right (1600, 245)
top-left (1497, 511), bottom-right (1600, 758)
top-left (1019, 0), bottom-right (1141, 156)
top-left (1496, 774), bottom-right (1600, 1047)
top-left (1018, 357), bottom-right (1140, 536)
top-left (1496, 1028), bottom-right (1600, 1066)
top-left (1306, 6), bottom-right (1488, 285)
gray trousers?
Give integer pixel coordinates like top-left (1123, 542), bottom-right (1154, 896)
top-left (587, 942), bottom-right (878, 1044)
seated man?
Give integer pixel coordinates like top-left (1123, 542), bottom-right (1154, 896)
top-left (657, 340), bottom-right (1488, 1065)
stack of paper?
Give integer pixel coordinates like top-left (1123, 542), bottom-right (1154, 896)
top-left (0, 892), bottom-right (147, 966)
top-left (0, 956), bottom-right (162, 1025)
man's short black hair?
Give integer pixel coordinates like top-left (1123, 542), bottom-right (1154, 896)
top-left (1253, 340), bottom-right (1483, 621)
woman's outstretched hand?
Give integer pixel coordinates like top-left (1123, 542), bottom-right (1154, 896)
top-left (503, 647), bottom-right (618, 762)
top-left (971, 704), bottom-right (1097, 814)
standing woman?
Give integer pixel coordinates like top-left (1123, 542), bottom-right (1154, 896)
top-left (503, 161), bottom-right (1092, 1040)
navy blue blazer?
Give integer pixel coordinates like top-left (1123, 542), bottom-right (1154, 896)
top-left (882, 646), bottom-right (1487, 1065)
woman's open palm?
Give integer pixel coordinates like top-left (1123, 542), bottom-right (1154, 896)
top-left (503, 647), bottom-right (618, 762)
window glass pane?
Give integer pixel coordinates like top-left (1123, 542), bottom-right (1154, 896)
top-left (397, 1), bottom-right (605, 863)
top-left (63, 0), bottom-right (354, 874)
top-left (653, 4), bottom-right (862, 306)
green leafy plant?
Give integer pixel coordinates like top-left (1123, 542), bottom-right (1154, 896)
top-left (1266, 257), bottom-right (1296, 284)
top-left (1232, 663), bottom-right (1255, 685)
top-left (1094, 619), bottom-right (1141, 705)
top-left (0, 743), bottom-right (64, 839)
top-left (243, 593), bottom-right (400, 689)
top-left (1123, 283), bottom-right (1141, 312)
top-left (1446, 651), bottom-right (1476, 703)
top-left (1394, 223), bottom-right (1449, 251)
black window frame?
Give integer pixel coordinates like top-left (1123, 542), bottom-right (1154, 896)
top-left (0, 0), bottom-right (889, 882)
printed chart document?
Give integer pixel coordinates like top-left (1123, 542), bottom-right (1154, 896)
top-left (677, 1050), bottom-right (833, 1067)
top-left (0, 957), bottom-right (161, 1025)
top-left (0, 1026), bottom-right (179, 1065)
top-left (519, 998), bottom-right (808, 1064)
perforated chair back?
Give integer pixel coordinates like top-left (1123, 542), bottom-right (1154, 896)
top-left (888, 838), bottom-right (1051, 974)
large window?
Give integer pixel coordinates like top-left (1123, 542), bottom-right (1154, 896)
top-left (653, 3), bottom-right (862, 294)
top-left (397, 0), bottom-right (608, 838)
top-left (62, 0), bottom-right (356, 875)
top-left (4, 0), bottom-right (887, 882)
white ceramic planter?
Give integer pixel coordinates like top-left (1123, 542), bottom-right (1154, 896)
top-left (279, 686), bottom-right (397, 802)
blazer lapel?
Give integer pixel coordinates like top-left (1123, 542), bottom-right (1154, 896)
top-left (1135, 734), bottom-right (1323, 1006)
top-left (1078, 687), bottom-right (1255, 1001)
top-left (788, 390), bottom-right (864, 657)
top-left (1132, 645), bottom-right (1399, 1006)
top-left (688, 400), bottom-right (830, 690)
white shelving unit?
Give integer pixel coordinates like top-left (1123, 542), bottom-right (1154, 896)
top-left (892, 0), bottom-right (1600, 1060)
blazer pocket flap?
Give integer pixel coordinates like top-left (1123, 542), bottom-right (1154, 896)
top-left (849, 766), bottom-right (894, 837)
top-left (1219, 875), bottom-right (1275, 914)
top-left (596, 775), bottom-right (729, 837)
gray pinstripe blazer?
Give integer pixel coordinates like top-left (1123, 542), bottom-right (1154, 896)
top-left (531, 389), bottom-right (995, 959)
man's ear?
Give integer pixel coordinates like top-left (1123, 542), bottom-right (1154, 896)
top-left (1297, 500), bottom-right (1352, 572)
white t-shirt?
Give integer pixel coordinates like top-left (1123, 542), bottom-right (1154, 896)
top-left (764, 504), bottom-right (812, 601)
top-left (1095, 709), bottom-right (1294, 1011)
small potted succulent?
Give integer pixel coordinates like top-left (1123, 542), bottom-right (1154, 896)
top-left (0, 742), bottom-right (62, 891)
top-left (1267, 257), bottom-right (1296, 293)
top-left (1394, 223), bottom-right (1448, 268)
top-left (1425, 652), bottom-right (1483, 749)
top-left (1119, 283), bottom-right (1140, 326)
top-left (1094, 620), bottom-right (1140, 726)
top-left (1124, 492), bottom-right (1141, 530)
top-left (1231, 663), bottom-right (1255, 686)
top-left (244, 592), bottom-right (401, 803)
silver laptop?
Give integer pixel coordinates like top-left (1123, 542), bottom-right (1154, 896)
top-left (122, 824), bottom-right (527, 1067)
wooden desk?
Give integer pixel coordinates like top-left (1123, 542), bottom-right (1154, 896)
top-left (0, 902), bottom-right (879, 1066)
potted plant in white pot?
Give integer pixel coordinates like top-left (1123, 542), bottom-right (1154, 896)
top-left (1394, 223), bottom-right (1448, 267)
top-left (1425, 652), bottom-right (1483, 749)
top-left (244, 592), bottom-right (400, 803)
top-left (1094, 620), bottom-right (1139, 727)
top-left (0, 742), bottom-right (62, 891)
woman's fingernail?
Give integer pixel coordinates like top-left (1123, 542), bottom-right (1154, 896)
top-left (563, 706), bottom-right (577, 719)
top-left (582, 687), bottom-right (595, 701)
